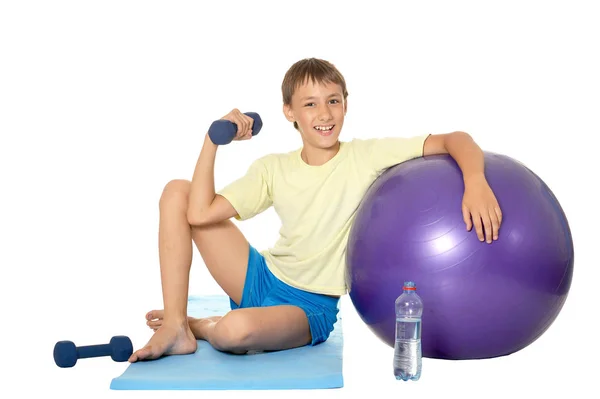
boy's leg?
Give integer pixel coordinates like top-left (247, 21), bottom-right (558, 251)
top-left (190, 213), bottom-right (249, 306)
top-left (200, 306), bottom-right (312, 354)
top-left (129, 179), bottom-right (250, 362)
top-left (147, 306), bottom-right (312, 354)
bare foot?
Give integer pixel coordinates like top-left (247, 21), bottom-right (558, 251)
top-left (146, 309), bottom-right (221, 340)
top-left (129, 319), bottom-right (197, 362)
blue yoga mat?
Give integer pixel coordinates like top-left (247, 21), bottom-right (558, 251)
top-left (110, 295), bottom-right (344, 390)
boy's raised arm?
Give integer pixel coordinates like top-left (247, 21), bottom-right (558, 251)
top-left (187, 109), bottom-right (255, 226)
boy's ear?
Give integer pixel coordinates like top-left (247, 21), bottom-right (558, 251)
top-left (283, 103), bottom-right (295, 123)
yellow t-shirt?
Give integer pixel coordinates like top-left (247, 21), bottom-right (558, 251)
top-left (217, 135), bottom-right (430, 296)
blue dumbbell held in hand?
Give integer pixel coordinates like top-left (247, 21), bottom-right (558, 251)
top-left (54, 335), bottom-right (133, 368)
top-left (208, 112), bottom-right (263, 145)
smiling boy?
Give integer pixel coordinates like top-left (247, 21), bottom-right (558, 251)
top-left (129, 58), bottom-right (502, 362)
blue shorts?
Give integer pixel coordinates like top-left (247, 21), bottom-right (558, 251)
top-left (229, 245), bottom-right (340, 346)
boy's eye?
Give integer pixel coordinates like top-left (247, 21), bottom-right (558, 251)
top-left (304, 99), bottom-right (339, 107)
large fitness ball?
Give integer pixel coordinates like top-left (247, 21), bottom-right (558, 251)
top-left (346, 152), bottom-right (574, 360)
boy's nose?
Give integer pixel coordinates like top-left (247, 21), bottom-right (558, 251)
top-left (319, 109), bottom-right (333, 121)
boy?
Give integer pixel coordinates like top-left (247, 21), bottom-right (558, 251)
top-left (128, 58), bottom-right (502, 362)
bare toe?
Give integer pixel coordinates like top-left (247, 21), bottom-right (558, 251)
top-left (147, 319), bottom-right (163, 329)
top-left (130, 323), bottom-right (197, 362)
top-left (129, 346), bottom-right (154, 362)
top-left (146, 309), bottom-right (164, 321)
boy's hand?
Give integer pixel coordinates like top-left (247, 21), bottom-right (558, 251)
top-left (461, 175), bottom-right (502, 243)
top-left (220, 108), bottom-right (255, 141)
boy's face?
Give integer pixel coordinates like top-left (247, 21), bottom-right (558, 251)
top-left (283, 80), bottom-right (347, 150)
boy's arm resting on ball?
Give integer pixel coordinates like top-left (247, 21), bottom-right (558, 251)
top-left (423, 131), bottom-right (484, 182)
top-left (423, 132), bottom-right (503, 243)
top-left (187, 133), bottom-right (239, 226)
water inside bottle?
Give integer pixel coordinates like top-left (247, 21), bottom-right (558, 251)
top-left (396, 317), bottom-right (421, 339)
top-left (393, 317), bottom-right (422, 381)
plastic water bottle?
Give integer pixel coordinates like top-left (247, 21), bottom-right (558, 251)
top-left (393, 281), bottom-right (423, 381)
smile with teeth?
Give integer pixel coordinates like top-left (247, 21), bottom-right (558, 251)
top-left (314, 125), bottom-right (335, 135)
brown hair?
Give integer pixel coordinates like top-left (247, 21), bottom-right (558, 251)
top-left (281, 58), bottom-right (349, 130)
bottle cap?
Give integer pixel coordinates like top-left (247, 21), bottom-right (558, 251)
top-left (403, 281), bottom-right (416, 290)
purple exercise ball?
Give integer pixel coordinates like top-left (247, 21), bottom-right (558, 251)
top-left (346, 152), bottom-right (574, 360)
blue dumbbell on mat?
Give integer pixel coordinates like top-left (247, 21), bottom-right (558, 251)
top-left (208, 112), bottom-right (263, 145)
top-left (54, 335), bottom-right (133, 368)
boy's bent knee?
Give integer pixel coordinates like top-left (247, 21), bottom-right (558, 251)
top-left (210, 311), bottom-right (255, 353)
top-left (160, 179), bottom-right (191, 207)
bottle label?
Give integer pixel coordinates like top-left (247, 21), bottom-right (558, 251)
top-left (394, 340), bottom-right (420, 374)
top-left (395, 340), bottom-right (419, 359)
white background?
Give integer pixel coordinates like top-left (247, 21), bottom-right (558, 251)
top-left (1, 1), bottom-right (598, 398)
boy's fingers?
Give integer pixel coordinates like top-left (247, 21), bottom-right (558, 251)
top-left (495, 206), bottom-right (503, 225)
top-left (462, 204), bottom-right (472, 231)
top-left (482, 212), bottom-right (492, 243)
top-left (473, 213), bottom-right (484, 241)
top-left (233, 109), bottom-right (246, 135)
top-left (245, 114), bottom-right (254, 133)
top-left (238, 118), bottom-right (248, 138)
top-left (239, 117), bottom-right (248, 137)
top-left (490, 209), bottom-right (500, 240)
